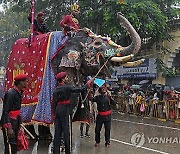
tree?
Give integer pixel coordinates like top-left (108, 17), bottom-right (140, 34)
top-left (152, 0), bottom-right (180, 19)
top-left (0, 0), bottom-right (75, 31)
top-left (0, 9), bottom-right (29, 66)
top-left (79, 0), bottom-right (169, 46)
top-left (0, 0), bottom-right (179, 46)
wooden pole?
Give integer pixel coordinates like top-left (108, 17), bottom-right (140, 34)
top-left (20, 124), bottom-right (35, 139)
top-left (70, 115), bottom-right (73, 152)
top-left (94, 58), bottom-right (110, 78)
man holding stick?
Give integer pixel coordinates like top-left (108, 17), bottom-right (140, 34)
top-left (90, 84), bottom-right (116, 148)
top-left (52, 72), bottom-right (94, 154)
top-left (0, 74), bottom-right (27, 154)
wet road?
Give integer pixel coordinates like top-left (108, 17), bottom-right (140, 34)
top-left (0, 103), bottom-right (180, 154)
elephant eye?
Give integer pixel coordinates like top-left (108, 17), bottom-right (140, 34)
top-left (94, 41), bottom-right (102, 46)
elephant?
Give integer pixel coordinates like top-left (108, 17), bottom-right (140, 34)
top-left (50, 12), bottom-right (144, 129)
top-left (4, 12), bottom-right (143, 139)
top-left (52, 12), bottom-right (144, 85)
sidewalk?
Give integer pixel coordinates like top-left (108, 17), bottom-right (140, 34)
top-left (118, 111), bottom-right (180, 124)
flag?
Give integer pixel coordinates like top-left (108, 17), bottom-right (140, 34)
top-left (88, 76), bottom-right (105, 87)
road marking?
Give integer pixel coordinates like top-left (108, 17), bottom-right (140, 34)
top-left (32, 141), bottom-right (38, 154)
top-left (48, 141), bottom-right (53, 154)
top-left (111, 138), bottom-right (169, 154)
top-left (112, 119), bottom-right (180, 131)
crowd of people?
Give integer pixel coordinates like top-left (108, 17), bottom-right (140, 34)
top-left (110, 83), bottom-right (180, 120)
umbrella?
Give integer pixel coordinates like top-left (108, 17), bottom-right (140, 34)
top-left (88, 76), bottom-right (105, 87)
top-left (174, 86), bottom-right (180, 93)
top-left (139, 80), bottom-right (149, 85)
top-left (130, 85), bottom-right (141, 89)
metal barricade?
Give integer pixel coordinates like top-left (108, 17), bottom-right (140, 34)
top-left (115, 94), bottom-right (180, 121)
top-left (114, 95), bottom-right (126, 113)
top-left (148, 100), bottom-right (165, 118)
top-left (166, 99), bottom-right (178, 120)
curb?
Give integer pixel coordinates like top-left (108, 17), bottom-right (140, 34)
top-left (117, 112), bottom-right (180, 124)
top-left (175, 120), bottom-right (180, 124)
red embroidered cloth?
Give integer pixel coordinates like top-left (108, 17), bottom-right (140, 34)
top-left (5, 33), bottom-right (50, 105)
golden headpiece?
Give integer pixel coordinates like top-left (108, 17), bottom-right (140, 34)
top-left (70, 3), bottom-right (79, 11)
top-left (117, 0), bottom-right (125, 4)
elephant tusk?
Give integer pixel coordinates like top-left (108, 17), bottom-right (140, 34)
top-left (110, 54), bottom-right (134, 62)
top-left (117, 12), bottom-right (141, 55)
top-left (121, 59), bottom-right (145, 67)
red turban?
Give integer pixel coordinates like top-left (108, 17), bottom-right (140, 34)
top-left (56, 72), bottom-right (67, 80)
top-left (37, 12), bottom-right (44, 17)
top-left (14, 74), bottom-right (27, 81)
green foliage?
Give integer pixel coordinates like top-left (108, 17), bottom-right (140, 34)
top-left (79, 0), bottom-right (170, 44)
top-left (0, 8), bottom-right (29, 65)
top-left (157, 58), bottom-right (175, 77)
top-left (1, 0), bottom-right (179, 41)
top-left (0, 0), bottom-right (179, 67)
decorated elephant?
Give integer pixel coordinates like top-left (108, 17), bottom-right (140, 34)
top-left (52, 12), bottom-right (143, 85)
top-left (4, 12), bottom-right (143, 127)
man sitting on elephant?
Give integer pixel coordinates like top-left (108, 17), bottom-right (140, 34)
top-left (59, 3), bottom-right (80, 36)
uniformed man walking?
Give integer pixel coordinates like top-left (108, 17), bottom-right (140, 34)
top-left (0, 74), bottom-right (27, 154)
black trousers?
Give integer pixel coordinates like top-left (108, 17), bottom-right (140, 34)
top-left (80, 123), bottom-right (90, 135)
top-left (38, 125), bottom-right (51, 138)
top-left (95, 115), bottom-right (111, 144)
top-left (53, 116), bottom-right (70, 154)
top-left (2, 118), bottom-right (20, 154)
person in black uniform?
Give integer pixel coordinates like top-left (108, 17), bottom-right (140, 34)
top-left (91, 84), bottom-right (116, 148)
top-left (73, 89), bottom-right (92, 138)
top-left (0, 74), bottom-right (27, 154)
top-left (52, 72), bottom-right (93, 154)
top-left (28, 10), bottom-right (50, 35)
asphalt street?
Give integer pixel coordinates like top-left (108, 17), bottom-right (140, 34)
top-left (0, 103), bottom-right (180, 154)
